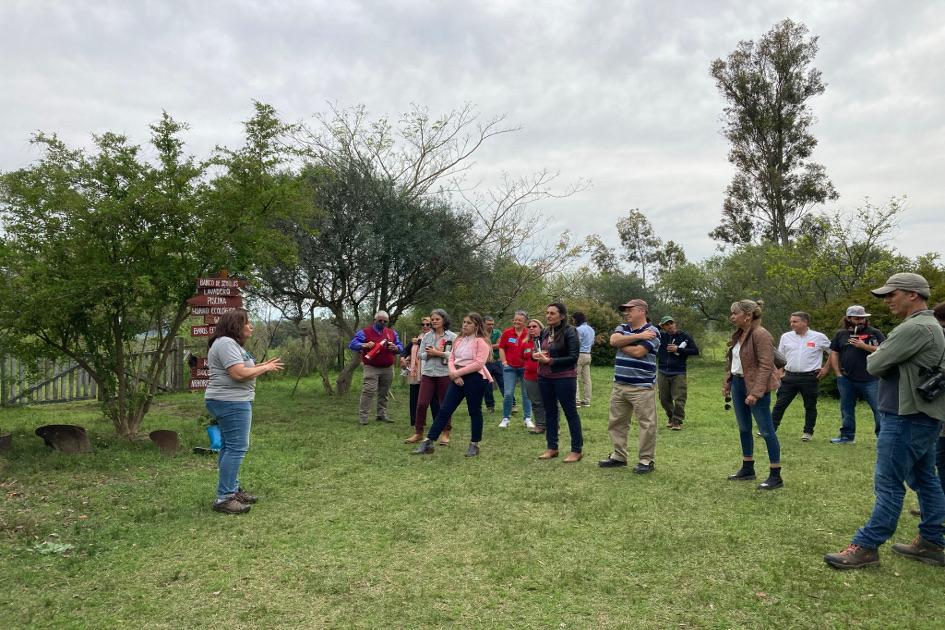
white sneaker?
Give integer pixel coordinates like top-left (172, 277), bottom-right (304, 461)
top-left (499, 417), bottom-right (510, 428)
top-left (524, 417), bottom-right (535, 429)
top-left (801, 432), bottom-right (813, 442)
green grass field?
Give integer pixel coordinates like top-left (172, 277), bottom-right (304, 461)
top-left (1, 362), bottom-right (942, 628)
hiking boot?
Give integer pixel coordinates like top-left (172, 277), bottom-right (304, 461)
top-left (212, 497), bottom-right (250, 514)
top-left (891, 536), bottom-right (945, 566)
top-left (671, 422), bottom-right (683, 431)
top-left (234, 489), bottom-right (258, 504)
top-left (824, 544), bottom-right (880, 570)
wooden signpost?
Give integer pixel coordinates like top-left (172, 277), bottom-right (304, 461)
top-left (188, 274), bottom-right (245, 390)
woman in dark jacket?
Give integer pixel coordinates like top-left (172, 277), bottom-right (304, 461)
top-left (535, 302), bottom-right (584, 462)
top-left (723, 299), bottom-right (783, 490)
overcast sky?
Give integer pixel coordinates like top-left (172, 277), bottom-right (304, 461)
top-left (2, 0), bottom-right (942, 263)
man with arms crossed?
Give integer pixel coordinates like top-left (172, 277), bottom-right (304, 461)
top-left (599, 299), bottom-right (661, 474)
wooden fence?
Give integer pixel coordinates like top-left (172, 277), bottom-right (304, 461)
top-left (0, 339), bottom-right (186, 406)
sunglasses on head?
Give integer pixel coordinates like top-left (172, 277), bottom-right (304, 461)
top-left (422, 322), bottom-right (432, 327)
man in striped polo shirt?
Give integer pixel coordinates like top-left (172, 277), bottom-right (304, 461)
top-left (599, 299), bottom-right (661, 474)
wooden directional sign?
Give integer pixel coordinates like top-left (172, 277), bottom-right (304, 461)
top-left (190, 367), bottom-right (210, 378)
top-left (197, 287), bottom-right (242, 297)
top-left (194, 357), bottom-right (208, 369)
top-left (203, 314), bottom-right (221, 325)
top-left (189, 378), bottom-right (209, 389)
top-left (191, 325), bottom-right (216, 337)
top-left (197, 278), bottom-right (247, 289)
top-left (189, 306), bottom-right (238, 316)
top-left (186, 295), bottom-right (243, 308)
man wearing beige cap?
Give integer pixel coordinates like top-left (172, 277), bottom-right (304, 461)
top-left (828, 305), bottom-right (885, 443)
top-left (599, 299), bottom-right (661, 473)
top-left (825, 272), bottom-right (945, 569)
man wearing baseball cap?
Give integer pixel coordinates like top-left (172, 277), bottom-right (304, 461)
top-left (656, 315), bottom-right (700, 430)
top-left (828, 306), bottom-right (886, 443)
top-left (825, 273), bottom-right (945, 569)
top-left (599, 299), bottom-right (661, 473)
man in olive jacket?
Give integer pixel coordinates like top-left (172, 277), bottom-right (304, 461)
top-left (825, 273), bottom-right (945, 570)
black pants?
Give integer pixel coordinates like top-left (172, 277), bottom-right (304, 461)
top-left (409, 383), bottom-right (438, 426)
top-left (427, 373), bottom-right (486, 442)
top-left (539, 376), bottom-right (583, 453)
top-left (483, 361), bottom-right (506, 410)
top-left (772, 371), bottom-right (819, 434)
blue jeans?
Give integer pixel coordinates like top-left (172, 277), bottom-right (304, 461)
top-left (502, 366), bottom-right (531, 418)
top-left (730, 376), bottom-right (780, 464)
top-left (427, 373), bottom-right (486, 442)
top-left (539, 377), bottom-right (583, 453)
top-left (852, 412), bottom-right (945, 549)
top-left (837, 376), bottom-right (880, 439)
top-left (206, 399), bottom-right (253, 500)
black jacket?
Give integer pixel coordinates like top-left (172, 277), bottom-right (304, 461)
top-left (657, 330), bottom-right (699, 375)
top-left (539, 323), bottom-right (579, 373)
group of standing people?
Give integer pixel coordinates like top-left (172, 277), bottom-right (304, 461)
top-left (203, 272), bottom-right (945, 577)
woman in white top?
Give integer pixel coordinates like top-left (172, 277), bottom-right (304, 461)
top-left (412, 313), bottom-right (494, 457)
top-left (724, 299), bottom-right (783, 490)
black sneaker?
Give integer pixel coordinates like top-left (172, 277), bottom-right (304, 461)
top-left (212, 497), bottom-right (250, 514)
top-left (465, 443), bottom-right (480, 457)
top-left (597, 458), bottom-right (627, 468)
top-left (633, 462), bottom-right (655, 474)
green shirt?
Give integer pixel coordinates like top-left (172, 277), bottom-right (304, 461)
top-left (490, 329), bottom-right (501, 362)
top-left (867, 309), bottom-right (945, 421)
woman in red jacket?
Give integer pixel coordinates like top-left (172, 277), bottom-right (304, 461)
top-left (412, 313), bottom-right (495, 457)
top-left (523, 318), bottom-right (546, 434)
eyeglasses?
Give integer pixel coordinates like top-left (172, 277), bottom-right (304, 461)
top-left (724, 396), bottom-right (732, 411)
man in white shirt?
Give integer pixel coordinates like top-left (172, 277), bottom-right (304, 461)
top-left (772, 311), bottom-right (831, 441)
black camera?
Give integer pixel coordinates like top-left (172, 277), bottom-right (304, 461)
top-left (916, 368), bottom-right (945, 402)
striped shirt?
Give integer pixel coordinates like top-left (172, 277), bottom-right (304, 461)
top-left (613, 322), bottom-right (660, 388)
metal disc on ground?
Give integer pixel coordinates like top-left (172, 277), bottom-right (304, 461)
top-left (35, 425), bottom-right (92, 454)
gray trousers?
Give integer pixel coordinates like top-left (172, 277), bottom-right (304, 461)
top-left (524, 379), bottom-right (546, 429)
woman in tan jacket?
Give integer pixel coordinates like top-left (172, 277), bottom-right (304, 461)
top-left (723, 299), bottom-right (783, 490)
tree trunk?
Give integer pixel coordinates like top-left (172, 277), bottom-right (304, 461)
top-left (335, 355), bottom-right (361, 395)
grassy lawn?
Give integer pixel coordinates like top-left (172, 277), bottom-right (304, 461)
top-left (1, 362), bottom-right (943, 628)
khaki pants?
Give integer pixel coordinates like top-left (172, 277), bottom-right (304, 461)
top-left (657, 372), bottom-right (688, 424)
top-left (607, 381), bottom-right (657, 465)
top-left (359, 365), bottom-right (393, 424)
top-left (576, 353), bottom-right (592, 405)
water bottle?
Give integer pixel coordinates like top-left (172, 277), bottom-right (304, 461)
top-left (442, 339), bottom-right (452, 365)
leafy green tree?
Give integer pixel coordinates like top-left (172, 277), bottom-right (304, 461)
top-left (710, 18), bottom-right (838, 246)
top-left (0, 105), bottom-right (302, 437)
top-left (616, 209), bottom-right (662, 287)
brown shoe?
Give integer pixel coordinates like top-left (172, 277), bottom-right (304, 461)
top-left (529, 427), bottom-right (546, 434)
top-left (404, 433), bottom-right (423, 444)
top-left (234, 489), bottom-right (258, 504)
top-left (211, 497), bottom-right (250, 515)
top-left (891, 535), bottom-right (945, 566)
top-left (824, 544), bottom-right (879, 569)
top-left (439, 429), bottom-right (451, 446)
top-left (563, 452), bottom-right (583, 463)
top-left (538, 449), bottom-right (559, 459)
